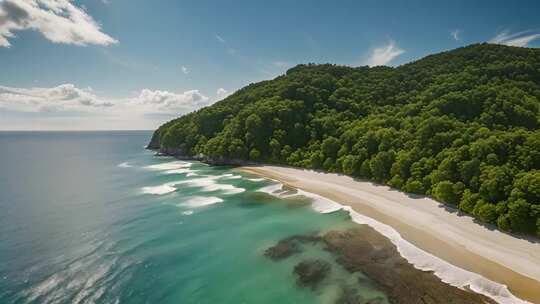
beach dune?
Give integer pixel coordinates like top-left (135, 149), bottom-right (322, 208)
top-left (240, 165), bottom-right (540, 304)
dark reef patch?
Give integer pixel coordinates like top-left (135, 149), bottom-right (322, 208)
top-left (322, 226), bottom-right (497, 304)
top-left (264, 225), bottom-right (497, 304)
top-left (264, 234), bottom-right (321, 260)
top-left (293, 259), bottom-right (331, 289)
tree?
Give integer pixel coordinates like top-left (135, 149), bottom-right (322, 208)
top-left (360, 159), bottom-right (372, 178)
top-left (510, 170), bottom-right (540, 203)
top-left (433, 181), bottom-right (462, 205)
top-left (342, 155), bottom-right (360, 175)
top-left (507, 199), bottom-right (536, 233)
top-left (474, 201), bottom-right (498, 224)
top-left (309, 151), bottom-right (324, 169)
top-left (370, 151), bottom-right (395, 182)
top-left (228, 138), bottom-right (247, 159)
top-left (459, 189), bottom-right (480, 213)
top-left (249, 148), bottom-right (261, 161)
top-left (322, 136), bottom-right (340, 160)
top-left (269, 138), bottom-right (281, 160)
top-left (405, 180), bottom-right (424, 195)
top-left (478, 165), bottom-right (512, 203)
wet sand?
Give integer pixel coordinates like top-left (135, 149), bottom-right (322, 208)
top-left (240, 165), bottom-right (540, 303)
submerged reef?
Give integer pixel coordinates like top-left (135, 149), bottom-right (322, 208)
top-left (264, 226), bottom-right (496, 304)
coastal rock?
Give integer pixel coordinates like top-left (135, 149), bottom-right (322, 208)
top-left (264, 234), bottom-right (321, 260)
top-left (264, 238), bottom-right (300, 260)
top-left (160, 146), bottom-right (184, 156)
top-left (148, 144), bottom-right (256, 166)
top-left (335, 286), bottom-right (363, 304)
top-left (293, 259), bottom-right (331, 289)
top-left (322, 227), bottom-right (497, 304)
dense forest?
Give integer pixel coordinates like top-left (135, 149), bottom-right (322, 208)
top-left (148, 43), bottom-right (540, 238)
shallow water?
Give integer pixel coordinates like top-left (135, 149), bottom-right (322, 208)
top-left (0, 131), bottom-right (368, 304)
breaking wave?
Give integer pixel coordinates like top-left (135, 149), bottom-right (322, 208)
top-left (174, 175), bottom-right (245, 195)
top-left (144, 161), bottom-right (191, 171)
top-left (164, 168), bottom-right (192, 175)
top-left (117, 162), bottom-right (132, 168)
top-left (141, 183), bottom-right (176, 195)
top-left (246, 177), bottom-right (266, 182)
top-left (181, 196), bottom-right (223, 208)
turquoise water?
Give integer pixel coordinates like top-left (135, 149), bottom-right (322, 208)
top-left (0, 131), bottom-right (370, 304)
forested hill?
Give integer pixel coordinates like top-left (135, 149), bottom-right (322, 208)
top-left (148, 43), bottom-right (540, 237)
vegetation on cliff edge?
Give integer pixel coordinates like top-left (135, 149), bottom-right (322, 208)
top-left (149, 43), bottom-right (540, 237)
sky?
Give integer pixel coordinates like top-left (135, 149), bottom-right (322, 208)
top-left (0, 0), bottom-right (539, 130)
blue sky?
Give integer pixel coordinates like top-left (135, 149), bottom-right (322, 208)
top-left (0, 0), bottom-right (539, 130)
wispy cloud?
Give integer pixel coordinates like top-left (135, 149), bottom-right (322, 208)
top-left (215, 33), bottom-right (239, 57)
top-left (451, 30), bottom-right (461, 41)
top-left (489, 30), bottom-right (540, 47)
top-left (215, 34), bottom-right (226, 44)
top-left (181, 66), bottom-right (189, 74)
top-left (366, 40), bottom-right (405, 67)
top-left (0, 0), bottom-right (117, 47)
top-left (133, 89), bottom-right (209, 112)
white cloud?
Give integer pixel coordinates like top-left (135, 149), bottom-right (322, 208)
top-left (0, 84), bottom-right (228, 129)
top-left (0, 84), bottom-right (112, 112)
top-left (133, 89), bottom-right (209, 112)
top-left (489, 30), bottom-right (540, 47)
top-left (216, 87), bottom-right (229, 100)
top-left (366, 40), bottom-right (405, 67)
top-left (0, 0), bottom-right (117, 47)
top-left (451, 30), bottom-right (461, 41)
top-left (0, 84), bottom-right (214, 113)
top-left (181, 66), bottom-right (189, 74)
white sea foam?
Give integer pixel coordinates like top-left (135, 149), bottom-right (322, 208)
top-left (186, 172), bottom-right (198, 177)
top-left (144, 161), bottom-right (191, 171)
top-left (257, 183), bottom-right (287, 195)
top-left (164, 168), bottom-right (192, 175)
top-left (141, 183), bottom-right (176, 195)
top-left (257, 183), bottom-right (341, 213)
top-left (181, 196), bottom-right (223, 208)
top-left (118, 162), bottom-right (132, 168)
top-left (182, 210), bottom-right (194, 215)
top-left (175, 175), bottom-right (245, 195)
top-left (219, 174), bottom-right (242, 180)
top-left (247, 177), bottom-right (266, 182)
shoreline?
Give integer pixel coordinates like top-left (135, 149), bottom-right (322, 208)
top-left (239, 165), bottom-right (540, 304)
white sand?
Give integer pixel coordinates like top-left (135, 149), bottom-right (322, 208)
top-left (241, 165), bottom-right (540, 303)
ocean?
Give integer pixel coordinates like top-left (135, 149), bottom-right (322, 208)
top-left (2, 131), bottom-right (523, 304)
top-left (0, 131), bottom-right (385, 304)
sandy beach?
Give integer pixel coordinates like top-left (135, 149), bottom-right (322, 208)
top-left (240, 165), bottom-right (540, 304)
